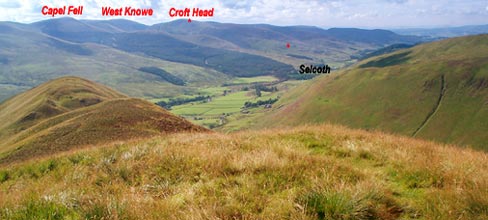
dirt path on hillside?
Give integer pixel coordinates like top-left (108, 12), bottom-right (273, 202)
top-left (412, 75), bottom-right (446, 137)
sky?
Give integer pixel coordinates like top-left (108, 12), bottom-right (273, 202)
top-left (0, 0), bottom-right (487, 28)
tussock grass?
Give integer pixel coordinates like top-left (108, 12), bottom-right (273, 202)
top-left (0, 124), bottom-right (487, 219)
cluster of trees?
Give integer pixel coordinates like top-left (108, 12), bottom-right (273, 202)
top-left (156, 96), bottom-right (210, 110)
top-left (139, 67), bottom-right (186, 86)
top-left (286, 54), bottom-right (313, 60)
top-left (287, 73), bottom-right (317, 80)
top-left (255, 84), bottom-right (278, 97)
top-left (254, 84), bottom-right (278, 92)
top-left (242, 84), bottom-right (278, 97)
top-left (243, 98), bottom-right (278, 109)
top-left (205, 53), bottom-right (295, 79)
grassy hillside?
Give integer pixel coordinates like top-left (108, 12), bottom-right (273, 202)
top-left (254, 34), bottom-right (488, 150)
top-left (0, 77), bottom-right (125, 139)
top-left (0, 77), bottom-right (206, 164)
top-left (0, 124), bottom-right (486, 219)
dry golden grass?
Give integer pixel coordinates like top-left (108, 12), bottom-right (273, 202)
top-left (0, 76), bottom-right (127, 156)
top-left (0, 124), bottom-right (487, 219)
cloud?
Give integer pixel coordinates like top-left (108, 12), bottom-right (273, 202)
top-left (385, 0), bottom-right (408, 4)
top-left (220, 0), bottom-right (255, 10)
top-left (0, 1), bottom-right (20, 8)
top-left (0, 0), bottom-right (486, 28)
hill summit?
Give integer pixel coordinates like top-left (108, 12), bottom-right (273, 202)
top-left (0, 76), bottom-right (206, 164)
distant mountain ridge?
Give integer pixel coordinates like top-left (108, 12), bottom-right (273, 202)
top-left (29, 18), bottom-right (422, 74)
top-left (393, 24), bottom-right (488, 38)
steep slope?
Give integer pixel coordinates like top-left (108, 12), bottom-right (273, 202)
top-left (0, 125), bottom-right (486, 219)
top-left (0, 77), bottom-right (206, 164)
top-left (257, 34), bottom-right (488, 150)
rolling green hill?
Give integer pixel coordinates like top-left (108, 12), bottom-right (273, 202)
top-left (255, 34), bottom-right (488, 150)
top-left (0, 77), bottom-right (206, 164)
top-left (0, 77), bottom-right (125, 138)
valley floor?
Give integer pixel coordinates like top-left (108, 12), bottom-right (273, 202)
top-left (0, 124), bottom-right (487, 219)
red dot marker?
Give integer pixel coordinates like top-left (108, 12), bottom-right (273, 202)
top-left (286, 42), bottom-right (290, 48)
top-left (188, 18), bottom-right (192, 23)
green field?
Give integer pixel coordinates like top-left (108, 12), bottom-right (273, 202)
top-left (171, 89), bottom-right (279, 128)
top-left (172, 91), bottom-right (250, 115)
top-left (166, 75), bottom-right (295, 129)
top-left (231, 76), bottom-right (279, 84)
